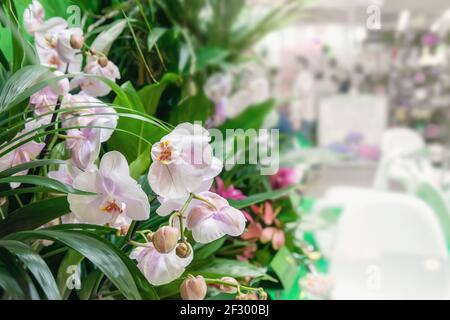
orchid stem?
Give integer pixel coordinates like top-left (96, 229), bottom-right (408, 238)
top-left (192, 193), bottom-right (217, 210)
top-left (176, 193), bottom-right (194, 242)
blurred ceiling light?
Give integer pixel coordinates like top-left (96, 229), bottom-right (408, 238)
top-left (423, 258), bottom-right (441, 272)
top-left (396, 10), bottom-right (410, 33)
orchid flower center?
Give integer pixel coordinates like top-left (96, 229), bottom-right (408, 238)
top-left (157, 140), bottom-right (173, 164)
top-left (45, 35), bottom-right (57, 48)
top-left (100, 199), bottom-right (124, 214)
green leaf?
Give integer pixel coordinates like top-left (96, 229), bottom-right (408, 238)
top-left (229, 184), bottom-right (299, 209)
top-left (169, 91), bottom-right (212, 125)
top-left (108, 81), bottom-right (168, 162)
top-left (194, 237), bottom-right (226, 260)
top-left (0, 260), bottom-right (26, 299)
top-left (79, 270), bottom-right (103, 300)
top-left (6, 229), bottom-right (159, 300)
top-left (0, 175), bottom-right (94, 195)
top-left (137, 73), bottom-right (180, 116)
top-left (0, 239), bottom-right (61, 299)
top-left (219, 99), bottom-right (274, 132)
top-left (195, 258), bottom-right (267, 279)
top-left (129, 146), bottom-right (151, 180)
top-left (270, 246), bottom-right (298, 292)
top-left (56, 249), bottom-right (84, 299)
top-left (147, 27), bottom-right (167, 52)
top-left (0, 159), bottom-right (65, 178)
top-left (91, 19), bottom-right (126, 55)
top-left (195, 47), bottom-right (229, 71)
top-left (0, 65), bottom-right (55, 112)
top-left (0, 197), bottom-right (70, 238)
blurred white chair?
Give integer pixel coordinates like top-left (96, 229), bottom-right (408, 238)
top-left (373, 127), bottom-right (425, 191)
top-left (312, 187), bottom-right (402, 259)
top-left (329, 193), bottom-right (450, 299)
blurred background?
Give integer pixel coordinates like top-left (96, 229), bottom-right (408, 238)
top-left (246, 0), bottom-right (450, 299)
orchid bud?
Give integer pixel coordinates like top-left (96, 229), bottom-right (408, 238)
top-left (176, 242), bottom-right (191, 258)
top-left (180, 276), bottom-right (207, 300)
top-left (259, 290), bottom-right (268, 300)
top-left (152, 226), bottom-right (180, 254)
top-left (70, 33), bottom-right (84, 49)
top-left (235, 293), bottom-right (258, 300)
top-left (219, 277), bottom-right (239, 294)
top-left (98, 56), bottom-right (109, 68)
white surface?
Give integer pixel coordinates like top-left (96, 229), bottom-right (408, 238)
top-left (329, 193), bottom-right (450, 300)
top-left (318, 95), bottom-right (388, 147)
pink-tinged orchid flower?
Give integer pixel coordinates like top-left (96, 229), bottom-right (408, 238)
top-left (48, 160), bottom-right (85, 186)
top-left (30, 71), bottom-right (70, 116)
top-left (65, 126), bottom-right (101, 170)
top-left (270, 167), bottom-right (301, 190)
top-left (148, 123), bottom-right (222, 200)
top-left (61, 92), bottom-right (118, 142)
top-left (23, 0), bottom-right (45, 34)
top-left (260, 227), bottom-right (285, 250)
top-left (74, 57), bottom-right (120, 97)
top-left (67, 151), bottom-right (150, 225)
top-left (185, 191), bottom-right (246, 243)
top-left (130, 243), bottom-right (193, 286)
top-left (0, 126), bottom-right (45, 189)
top-left (212, 177), bottom-right (246, 200)
top-left (56, 28), bottom-right (83, 63)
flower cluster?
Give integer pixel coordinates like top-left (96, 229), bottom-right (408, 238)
top-left (240, 201), bottom-right (285, 260)
top-left (2, 1), bottom-right (260, 300)
top-left (129, 123), bottom-right (247, 294)
top-left (24, 0), bottom-right (119, 171)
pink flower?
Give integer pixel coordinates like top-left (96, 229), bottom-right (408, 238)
top-left (75, 57), bottom-right (120, 97)
top-left (56, 28), bottom-right (83, 63)
top-left (148, 123), bottom-right (222, 199)
top-left (0, 125), bottom-right (45, 189)
top-left (237, 243), bottom-right (257, 261)
top-left (185, 191), bottom-right (246, 243)
top-left (260, 227), bottom-right (285, 250)
top-left (67, 151), bottom-right (150, 225)
top-left (30, 71), bottom-right (69, 116)
top-left (47, 160), bottom-right (84, 186)
top-left (65, 126), bottom-right (101, 170)
top-left (241, 222), bottom-right (263, 240)
top-left (130, 243), bottom-right (193, 286)
top-left (23, 0), bottom-right (45, 34)
top-left (61, 92), bottom-right (118, 142)
top-left (270, 167), bottom-right (301, 190)
top-left (212, 177), bottom-right (246, 200)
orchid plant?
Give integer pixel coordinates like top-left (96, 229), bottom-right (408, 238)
top-left (0, 0), bottom-right (313, 300)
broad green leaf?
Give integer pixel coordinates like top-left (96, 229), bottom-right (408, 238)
top-left (79, 270), bottom-right (103, 300)
top-left (0, 65), bottom-right (55, 111)
top-left (0, 239), bottom-right (61, 299)
top-left (229, 184), bottom-right (299, 209)
top-left (137, 73), bottom-right (180, 116)
top-left (0, 197), bottom-right (70, 238)
top-left (129, 146), bottom-right (151, 180)
top-left (108, 81), bottom-right (168, 162)
top-left (6, 229), bottom-right (159, 300)
top-left (194, 237), bottom-right (226, 260)
top-left (195, 47), bottom-right (229, 71)
top-left (195, 258), bottom-right (267, 279)
top-left (56, 249), bottom-right (84, 299)
top-left (169, 91), bottom-right (212, 125)
top-left (219, 99), bottom-right (274, 132)
top-left (0, 260), bottom-right (26, 299)
top-left (270, 246), bottom-right (298, 292)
